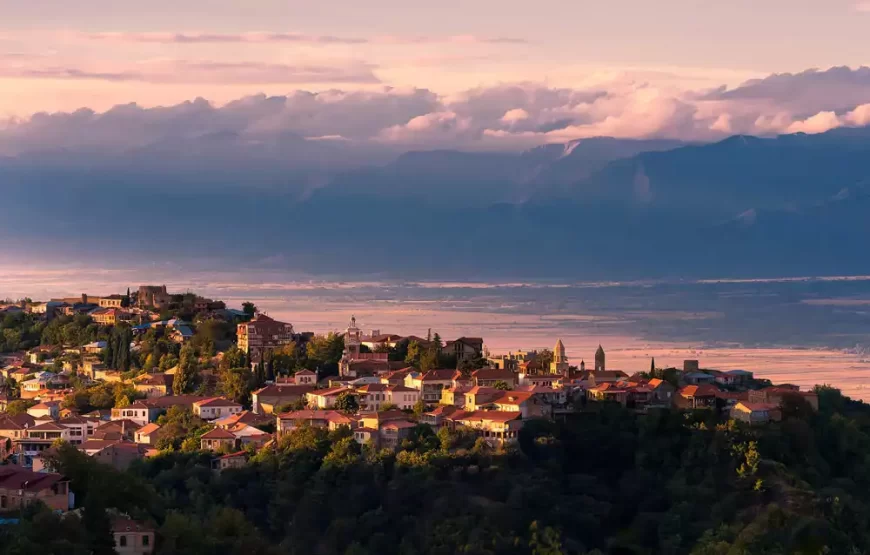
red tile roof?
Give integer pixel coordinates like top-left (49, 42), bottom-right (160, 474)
top-left (200, 428), bottom-right (237, 440)
top-left (0, 466), bottom-right (67, 491)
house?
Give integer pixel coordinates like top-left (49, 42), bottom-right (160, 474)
top-left (192, 397), bottom-right (244, 420)
top-left (716, 369), bottom-right (755, 386)
top-left (93, 419), bottom-right (141, 441)
top-left (200, 428), bottom-right (238, 452)
top-left (137, 285), bottom-right (171, 309)
top-left (471, 368), bottom-right (518, 388)
top-left (0, 414), bottom-right (35, 440)
top-left (212, 451), bottom-right (247, 473)
top-left (575, 370), bottom-right (630, 388)
top-left (445, 337), bottom-right (484, 362)
top-left (111, 402), bottom-right (151, 426)
top-left (463, 386), bottom-right (502, 410)
top-left (251, 384), bottom-right (315, 414)
top-left (440, 384), bottom-right (472, 407)
top-left (25, 422), bottom-right (70, 442)
top-left (307, 386), bottom-right (351, 409)
top-left (647, 378), bottom-right (676, 406)
top-left (492, 390), bottom-right (552, 419)
top-left (748, 386), bottom-right (819, 411)
top-left (420, 405), bottom-right (460, 428)
top-left (214, 410), bottom-right (272, 430)
top-left (352, 427), bottom-right (377, 445)
top-left (134, 423), bottom-right (162, 446)
top-left (731, 402), bottom-right (781, 425)
top-left (133, 373), bottom-right (174, 398)
top-left (677, 384), bottom-right (721, 409)
top-left (276, 410), bottom-right (354, 435)
top-left (449, 410), bottom-right (523, 446)
top-left (294, 369), bottom-right (317, 386)
top-left (82, 341), bottom-right (107, 355)
top-left (0, 467), bottom-right (72, 512)
top-left (517, 373), bottom-right (564, 388)
top-left (419, 369), bottom-right (462, 403)
top-left (378, 420), bottom-right (417, 449)
top-left (683, 372), bottom-right (716, 385)
top-left (236, 313), bottom-right (295, 364)
top-left (27, 401), bottom-right (60, 419)
top-left (91, 308), bottom-right (131, 326)
top-left (355, 384), bottom-right (390, 411)
top-left (587, 382), bottom-right (631, 406)
top-left (386, 385), bottom-right (420, 410)
top-left (168, 324), bottom-right (195, 344)
top-left (112, 516), bottom-right (155, 555)
top-left (88, 441), bottom-right (147, 470)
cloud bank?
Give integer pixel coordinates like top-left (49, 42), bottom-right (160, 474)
top-left (2, 66), bottom-right (870, 154)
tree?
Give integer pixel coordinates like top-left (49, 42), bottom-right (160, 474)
top-left (219, 367), bottom-right (254, 405)
top-left (412, 399), bottom-right (428, 418)
top-left (173, 344), bottom-right (199, 394)
top-left (220, 345), bottom-right (248, 372)
top-left (242, 302), bottom-right (257, 318)
top-left (4, 399), bottom-right (32, 415)
top-left (493, 380), bottom-right (511, 390)
top-left (334, 391), bottom-right (359, 413)
top-left (305, 333), bottom-right (345, 375)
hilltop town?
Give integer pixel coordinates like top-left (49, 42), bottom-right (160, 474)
top-left (0, 285), bottom-right (839, 552)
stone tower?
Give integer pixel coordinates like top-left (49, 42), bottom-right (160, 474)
top-left (344, 316), bottom-right (361, 360)
top-left (551, 339), bottom-right (569, 374)
top-left (594, 344), bottom-right (605, 372)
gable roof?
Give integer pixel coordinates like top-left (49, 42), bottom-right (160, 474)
top-left (200, 428), bottom-right (237, 440)
top-left (680, 384), bottom-right (720, 398)
top-left (0, 467), bottom-right (66, 491)
top-left (194, 397), bottom-right (242, 408)
top-left (421, 369), bottom-right (460, 381)
top-left (137, 423), bottom-right (162, 436)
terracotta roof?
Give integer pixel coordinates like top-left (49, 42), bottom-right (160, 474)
top-left (97, 419), bottom-right (142, 431)
top-left (28, 421), bottom-right (67, 431)
top-left (217, 450), bottom-right (248, 460)
top-left (194, 397), bottom-right (242, 408)
top-left (679, 384), bottom-right (721, 398)
top-left (253, 384), bottom-right (315, 397)
top-left (451, 410), bottom-right (522, 423)
top-left (0, 414), bottom-right (35, 429)
top-left (494, 391), bottom-right (536, 405)
top-left (471, 368), bottom-right (515, 381)
top-left (425, 405), bottom-right (460, 417)
top-left (0, 467), bottom-right (67, 491)
top-left (200, 428), bottom-right (237, 440)
top-left (309, 386), bottom-right (351, 397)
top-left (355, 383), bottom-right (389, 393)
top-left (277, 409), bottom-right (340, 420)
top-left (137, 423), bottom-right (161, 435)
top-left (111, 517), bottom-right (154, 534)
top-left (387, 385), bottom-right (416, 392)
top-left (80, 439), bottom-right (121, 451)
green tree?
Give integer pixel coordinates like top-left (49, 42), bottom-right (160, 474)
top-left (4, 399), bottom-right (32, 415)
top-left (334, 391), bottom-right (359, 414)
top-left (219, 367), bottom-right (254, 405)
top-left (493, 380), bottom-right (511, 390)
top-left (173, 344), bottom-right (199, 394)
top-left (242, 302), bottom-right (257, 318)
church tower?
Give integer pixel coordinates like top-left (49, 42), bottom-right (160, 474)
top-left (550, 339), bottom-right (569, 374)
top-left (344, 316), bottom-right (361, 360)
top-left (594, 344), bottom-right (606, 372)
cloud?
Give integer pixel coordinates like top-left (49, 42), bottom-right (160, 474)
top-left (2, 66), bottom-right (870, 154)
top-left (0, 58), bottom-right (380, 85)
top-left (80, 31), bottom-right (526, 45)
top-left (855, 1), bottom-right (870, 12)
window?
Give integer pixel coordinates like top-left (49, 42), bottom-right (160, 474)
top-left (142, 535), bottom-right (150, 546)
top-left (1, 495), bottom-right (6, 509)
top-left (119, 535), bottom-right (127, 547)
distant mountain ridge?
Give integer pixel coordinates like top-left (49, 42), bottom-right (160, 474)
top-left (2, 127), bottom-right (870, 279)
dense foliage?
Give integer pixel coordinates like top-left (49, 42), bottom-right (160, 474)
top-left (3, 386), bottom-right (870, 554)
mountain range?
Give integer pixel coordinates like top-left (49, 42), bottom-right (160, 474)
top-left (2, 126), bottom-right (870, 279)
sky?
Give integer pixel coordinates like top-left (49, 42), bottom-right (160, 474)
top-left (2, 0), bottom-right (870, 149)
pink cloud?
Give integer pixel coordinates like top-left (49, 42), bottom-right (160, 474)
top-left (81, 31), bottom-right (526, 46)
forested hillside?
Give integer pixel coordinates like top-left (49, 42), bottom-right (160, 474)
top-left (2, 386), bottom-right (869, 554)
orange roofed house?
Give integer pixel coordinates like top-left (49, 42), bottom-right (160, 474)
top-left (112, 516), bottom-right (155, 555)
top-left (0, 467), bottom-right (72, 512)
top-left (236, 314), bottom-right (295, 364)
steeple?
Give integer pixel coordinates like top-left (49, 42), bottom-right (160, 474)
top-left (551, 338), bottom-right (569, 374)
top-left (594, 344), bottom-right (605, 372)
